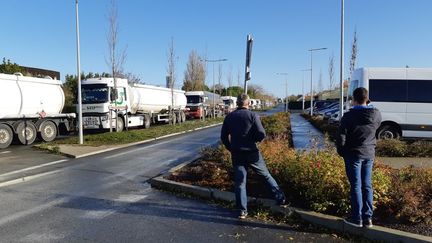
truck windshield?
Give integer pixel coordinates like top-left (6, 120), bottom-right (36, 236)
top-left (82, 84), bottom-right (109, 104)
top-left (223, 100), bottom-right (232, 105)
top-left (186, 95), bottom-right (202, 104)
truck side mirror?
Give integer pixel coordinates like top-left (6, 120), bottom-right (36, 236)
top-left (110, 89), bottom-right (118, 101)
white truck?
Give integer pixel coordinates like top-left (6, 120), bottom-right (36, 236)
top-left (0, 73), bottom-right (76, 148)
top-left (185, 91), bottom-right (224, 119)
top-left (221, 96), bottom-right (237, 114)
top-left (81, 77), bottom-right (187, 131)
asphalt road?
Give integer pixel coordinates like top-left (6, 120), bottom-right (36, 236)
top-left (0, 106), bottom-right (346, 243)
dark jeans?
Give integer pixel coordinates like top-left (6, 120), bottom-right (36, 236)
top-left (232, 151), bottom-right (285, 212)
top-left (344, 158), bottom-right (374, 222)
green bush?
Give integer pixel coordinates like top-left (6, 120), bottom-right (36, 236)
top-left (376, 139), bottom-right (408, 157)
top-left (408, 141), bottom-right (432, 157)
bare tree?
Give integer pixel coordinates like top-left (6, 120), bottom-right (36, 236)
top-left (328, 53), bottom-right (335, 90)
top-left (349, 29), bottom-right (358, 79)
top-left (106, 0), bottom-right (127, 80)
top-left (226, 64), bottom-right (233, 96)
top-left (183, 50), bottom-right (206, 91)
top-left (106, 0), bottom-right (127, 132)
top-left (167, 37), bottom-right (177, 125)
top-left (121, 72), bottom-right (142, 84)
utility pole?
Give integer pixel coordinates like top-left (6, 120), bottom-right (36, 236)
top-left (75, 0), bottom-right (83, 144)
top-left (244, 34), bottom-right (253, 94)
top-left (339, 0), bottom-right (345, 119)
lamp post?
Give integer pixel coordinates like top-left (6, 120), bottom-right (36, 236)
top-left (75, 0), bottom-right (83, 144)
top-left (339, 0), bottom-right (345, 119)
top-left (276, 73), bottom-right (289, 112)
top-left (301, 69), bottom-right (312, 113)
top-left (308, 47), bottom-right (327, 116)
top-left (204, 58), bottom-right (228, 118)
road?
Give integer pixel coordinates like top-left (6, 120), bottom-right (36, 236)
top-left (0, 108), bottom-right (345, 242)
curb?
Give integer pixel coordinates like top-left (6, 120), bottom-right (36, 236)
top-left (38, 122), bottom-right (223, 159)
top-left (150, 167), bottom-right (432, 243)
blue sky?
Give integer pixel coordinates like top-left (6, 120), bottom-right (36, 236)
top-left (1, 0), bottom-right (432, 98)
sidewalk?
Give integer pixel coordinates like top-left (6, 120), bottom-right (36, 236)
top-left (290, 113), bottom-right (326, 151)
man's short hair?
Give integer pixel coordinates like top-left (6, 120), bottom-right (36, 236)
top-left (353, 87), bottom-right (369, 104)
top-left (237, 94), bottom-right (250, 107)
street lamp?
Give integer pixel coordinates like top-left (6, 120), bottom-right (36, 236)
top-left (339, 0), bottom-right (345, 119)
top-left (308, 47), bottom-right (327, 116)
top-left (75, 0), bottom-right (83, 144)
top-left (276, 73), bottom-right (289, 112)
top-left (204, 58), bottom-right (228, 118)
top-left (301, 69), bottom-right (311, 113)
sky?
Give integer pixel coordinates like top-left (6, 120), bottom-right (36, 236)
top-left (2, 0), bottom-right (432, 98)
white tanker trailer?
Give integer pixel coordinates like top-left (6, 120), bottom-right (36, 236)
top-left (81, 77), bottom-right (187, 131)
top-left (0, 73), bottom-right (76, 148)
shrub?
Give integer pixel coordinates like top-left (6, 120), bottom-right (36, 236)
top-left (407, 141), bottom-right (432, 157)
top-left (376, 139), bottom-right (408, 157)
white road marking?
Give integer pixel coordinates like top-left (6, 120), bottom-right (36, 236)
top-left (81, 209), bottom-right (116, 220)
top-left (0, 159), bottom-right (68, 178)
top-left (0, 197), bottom-right (67, 227)
top-left (104, 137), bottom-right (183, 159)
top-left (115, 194), bottom-right (148, 203)
top-left (0, 151), bottom-right (11, 154)
top-left (0, 169), bottom-right (62, 188)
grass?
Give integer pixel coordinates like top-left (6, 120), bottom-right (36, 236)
top-left (42, 117), bottom-right (224, 147)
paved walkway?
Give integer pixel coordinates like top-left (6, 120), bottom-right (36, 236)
top-left (290, 113), bottom-right (326, 151)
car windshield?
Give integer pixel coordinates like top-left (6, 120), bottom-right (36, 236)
top-left (186, 95), bottom-right (202, 104)
top-left (82, 84), bottom-right (109, 104)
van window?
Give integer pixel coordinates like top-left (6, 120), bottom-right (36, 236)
top-left (407, 80), bottom-right (432, 103)
top-left (369, 79), bottom-right (407, 102)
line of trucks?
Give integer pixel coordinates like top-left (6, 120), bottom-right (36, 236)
top-left (0, 73), bottom-right (246, 149)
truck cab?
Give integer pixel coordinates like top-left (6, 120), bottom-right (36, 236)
top-left (81, 77), bottom-right (129, 130)
top-left (185, 91), bottom-right (208, 119)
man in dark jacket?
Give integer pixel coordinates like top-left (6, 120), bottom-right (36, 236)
top-left (221, 94), bottom-right (286, 219)
top-left (336, 87), bottom-right (382, 228)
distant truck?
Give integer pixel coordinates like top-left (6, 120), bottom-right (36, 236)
top-left (81, 77), bottom-right (187, 131)
top-left (0, 73), bottom-right (76, 148)
top-left (185, 91), bottom-right (224, 119)
top-left (221, 96), bottom-right (237, 114)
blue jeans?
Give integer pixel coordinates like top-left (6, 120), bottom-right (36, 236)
top-left (232, 151), bottom-right (285, 212)
top-left (344, 158), bottom-right (374, 222)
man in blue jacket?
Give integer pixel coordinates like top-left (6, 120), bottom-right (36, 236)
top-left (336, 87), bottom-right (382, 228)
top-left (221, 94), bottom-right (286, 219)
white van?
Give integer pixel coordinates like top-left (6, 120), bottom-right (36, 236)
top-left (349, 67), bottom-right (432, 139)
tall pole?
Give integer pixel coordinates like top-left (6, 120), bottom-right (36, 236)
top-left (310, 51), bottom-right (313, 116)
top-left (302, 71), bottom-right (305, 112)
top-left (212, 62), bottom-right (215, 118)
top-left (75, 0), bottom-right (83, 144)
top-left (285, 78), bottom-right (288, 112)
top-left (339, 0), bottom-right (345, 119)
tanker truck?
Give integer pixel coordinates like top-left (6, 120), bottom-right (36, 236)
top-left (81, 77), bottom-right (187, 131)
top-left (0, 73), bottom-right (76, 149)
top-left (221, 96), bottom-right (237, 114)
top-left (185, 91), bottom-right (224, 119)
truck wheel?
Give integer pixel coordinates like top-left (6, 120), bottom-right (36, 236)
top-left (377, 124), bottom-right (400, 140)
top-left (115, 117), bottom-right (124, 132)
top-left (143, 114), bottom-right (151, 129)
top-left (16, 121), bottom-right (37, 145)
top-left (0, 124), bottom-right (13, 149)
top-left (40, 121), bottom-right (57, 142)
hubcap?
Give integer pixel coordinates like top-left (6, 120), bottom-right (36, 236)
top-left (380, 130), bottom-right (394, 139)
top-left (0, 129), bottom-right (9, 143)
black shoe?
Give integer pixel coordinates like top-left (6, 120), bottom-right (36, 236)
top-left (343, 218), bottom-right (363, 228)
top-left (275, 193), bottom-right (287, 206)
top-left (238, 211), bottom-right (248, 219)
top-left (363, 218), bottom-right (373, 228)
